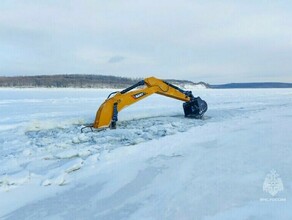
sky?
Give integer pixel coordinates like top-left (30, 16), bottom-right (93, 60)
top-left (0, 0), bottom-right (291, 84)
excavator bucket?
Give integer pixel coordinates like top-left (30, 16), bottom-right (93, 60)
top-left (183, 97), bottom-right (208, 118)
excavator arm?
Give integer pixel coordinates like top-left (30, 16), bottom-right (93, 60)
top-left (92, 77), bottom-right (207, 129)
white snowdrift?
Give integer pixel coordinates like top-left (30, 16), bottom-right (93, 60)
top-left (0, 88), bottom-right (292, 219)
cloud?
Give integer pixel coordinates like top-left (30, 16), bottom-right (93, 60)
top-left (0, 0), bottom-right (291, 83)
top-left (108, 56), bottom-right (125, 64)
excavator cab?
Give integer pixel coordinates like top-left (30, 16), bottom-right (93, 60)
top-left (82, 77), bottom-right (207, 131)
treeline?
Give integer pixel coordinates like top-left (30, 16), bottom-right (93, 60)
top-left (0, 74), bottom-right (205, 88)
top-left (0, 75), bottom-right (142, 88)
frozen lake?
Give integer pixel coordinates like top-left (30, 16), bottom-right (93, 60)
top-left (0, 88), bottom-right (292, 219)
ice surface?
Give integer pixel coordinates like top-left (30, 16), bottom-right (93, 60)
top-left (0, 88), bottom-right (292, 219)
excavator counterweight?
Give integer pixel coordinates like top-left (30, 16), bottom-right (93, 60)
top-left (85, 77), bottom-right (207, 131)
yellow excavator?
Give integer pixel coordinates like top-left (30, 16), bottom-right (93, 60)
top-left (82, 77), bottom-right (207, 131)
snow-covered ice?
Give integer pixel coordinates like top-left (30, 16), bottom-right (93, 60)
top-left (0, 88), bottom-right (292, 219)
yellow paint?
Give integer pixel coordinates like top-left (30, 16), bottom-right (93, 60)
top-left (93, 77), bottom-right (191, 128)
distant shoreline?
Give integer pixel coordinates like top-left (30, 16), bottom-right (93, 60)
top-left (0, 74), bottom-right (291, 89)
top-left (210, 82), bottom-right (292, 89)
top-left (0, 74), bottom-right (207, 89)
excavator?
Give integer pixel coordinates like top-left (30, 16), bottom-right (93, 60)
top-left (82, 77), bottom-right (207, 131)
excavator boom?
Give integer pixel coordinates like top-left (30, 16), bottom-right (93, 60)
top-left (92, 77), bottom-right (207, 129)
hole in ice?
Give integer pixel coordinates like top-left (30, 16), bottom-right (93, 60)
top-left (25, 115), bottom-right (207, 152)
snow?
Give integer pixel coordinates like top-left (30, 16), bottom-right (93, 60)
top-left (0, 88), bottom-right (292, 219)
top-left (183, 83), bottom-right (207, 90)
